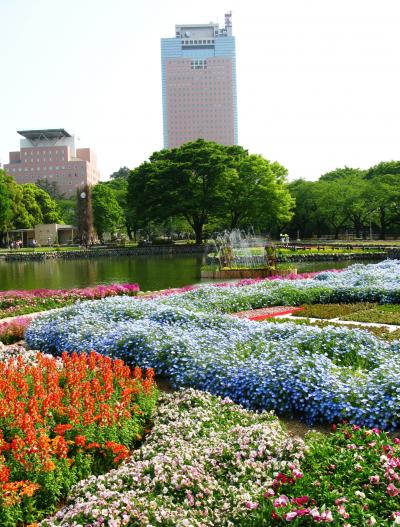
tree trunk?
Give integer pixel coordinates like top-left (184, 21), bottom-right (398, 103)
top-left (194, 224), bottom-right (203, 245)
top-left (379, 207), bottom-right (386, 240)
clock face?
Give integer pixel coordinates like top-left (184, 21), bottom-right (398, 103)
top-left (80, 192), bottom-right (86, 199)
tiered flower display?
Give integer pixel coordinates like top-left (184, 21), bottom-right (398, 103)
top-left (0, 351), bottom-right (157, 526)
top-left (26, 261), bottom-right (400, 429)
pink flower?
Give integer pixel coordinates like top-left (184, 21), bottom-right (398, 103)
top-left (335, 497), bottom-right (349, 505)
top-left (369, 475), bottom-right (380, 484)
top-left (320, 510), bottom-right (334, 522)
top-left (264, 488), bottom-right (275, 498)
top-left (274, 495), bottom-right (289, 508)
top-left (244, 501), bottom-right (258, 510)
top-left (292, 468), bottom-right (303, 479)
top-left (283, 511), bottom-right (298, 521)
top-left (387, 484), bottom-right (399, 497)
top-left (347, 443), bottom-right (357, 450)
top-left (337, 505), bottom-right (349, 519)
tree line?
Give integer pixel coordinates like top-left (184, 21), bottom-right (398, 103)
top-left (289, 162), bottom-right (400, 239)
top-left (1, 140), bottom-right (400, 245)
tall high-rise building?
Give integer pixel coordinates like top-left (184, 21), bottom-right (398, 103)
top-left (161, 12), bottom-right (238, 149)
top-left (4, 129), bottom-right (100, 197)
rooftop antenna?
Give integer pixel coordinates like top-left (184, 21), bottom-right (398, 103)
top-left (225, 11), bottom-right (232, 35)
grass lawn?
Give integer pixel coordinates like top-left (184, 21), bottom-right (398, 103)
top-left (293, 303), bottom-right (400, 325)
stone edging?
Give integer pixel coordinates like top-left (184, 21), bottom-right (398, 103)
top-left (0, 244), bottom-right (205, 261)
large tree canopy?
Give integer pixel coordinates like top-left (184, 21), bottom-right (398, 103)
top-left (128, 140), bottom-right (293, 243)
top-left (225, 154), bottom-right (294, 231)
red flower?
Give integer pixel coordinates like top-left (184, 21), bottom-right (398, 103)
top-left (53, 424), bottom-right (72, 436)
top-left (74, 435), bottom-right (86, 447)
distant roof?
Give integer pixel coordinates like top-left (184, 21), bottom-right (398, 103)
top-left (17, 129), bottom-right (72, 140)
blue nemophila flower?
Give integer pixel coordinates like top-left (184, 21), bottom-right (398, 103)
top-left (26, 260), bottom-right (400, 429)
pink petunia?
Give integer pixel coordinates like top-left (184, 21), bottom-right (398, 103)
top-left (387, 484), bottom-right (399, 497)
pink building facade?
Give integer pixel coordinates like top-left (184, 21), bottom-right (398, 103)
top-left (4, 129), bottom-right (100, 197)
top-left (161, 12), bottom-right (238, 149)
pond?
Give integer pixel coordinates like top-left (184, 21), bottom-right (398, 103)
top-left (0, 255), bottom-right (378, 292)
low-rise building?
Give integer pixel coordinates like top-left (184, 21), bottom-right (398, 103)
top-left (7, 224), bottom-right (75, 247)
top-left (4, 129), bottom-right (100, 197)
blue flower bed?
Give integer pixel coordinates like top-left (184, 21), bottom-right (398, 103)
top-left (26, 261), bottom-right (400, 429)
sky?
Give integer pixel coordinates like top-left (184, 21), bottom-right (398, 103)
top-left (1, 0), bottom-right (400, 181)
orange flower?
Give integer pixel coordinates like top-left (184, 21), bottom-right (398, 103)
top-left (42, 460), bottom-right (56, 472)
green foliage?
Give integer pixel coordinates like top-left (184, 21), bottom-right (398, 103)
top-left (35, 179), bottom-right (64, 200)
top-left (0, 170), bottom-right (12, 232)
top-left (288, 162), bottom-right (400, 239)
top-left (57, 197), bottom-right (77, 225)
top-left (110, 166), bottom-right (130, 180)
top-left (92, 183), bottom-right (125, 240)
top-left (225, 154), bottom-right (294, 231)
top-left (128, 140), bottom-right (293, 244)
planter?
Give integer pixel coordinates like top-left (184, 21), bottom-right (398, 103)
top-left (200, 267), bottom-right (297, 279)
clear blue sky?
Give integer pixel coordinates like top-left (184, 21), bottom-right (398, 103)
top-left (1, 0), bottom-right (400, 181)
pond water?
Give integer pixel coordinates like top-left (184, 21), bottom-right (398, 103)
top-left (0, 255), bottom-right (378, 292)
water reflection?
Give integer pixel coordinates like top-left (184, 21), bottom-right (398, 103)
top-left (0, 256), bottom-right (376, 292)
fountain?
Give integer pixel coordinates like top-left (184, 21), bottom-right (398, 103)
top-left (201, 229), bottom-right (296, 279)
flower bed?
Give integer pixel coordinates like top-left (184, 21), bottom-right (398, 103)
top-left (243, 423), bottom-right (400, 526)
top-left (0, 317), bottom-right (32, 344)
top-left (26, 299), bottom-right (400, 429)
top-left (40, 389), bottom-right (305, 527)
top-left (0, 351), bottom-right (157, 526)
top-left (26, 261), bottom-right (400, 429)
top-left (0, 283), bottom-right (140, 319)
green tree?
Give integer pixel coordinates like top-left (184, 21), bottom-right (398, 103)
top-left (128, 140), bottom-right (245, 244)
top-left (35, 179), bottom-right (64, 200)
top-left (314, 179), bottom-right (350, 239)
top-left (288, 179), bottom-right (326, 238)
top-left (365, 161), bottom-right (400, 239)
top-left (320, 168), bottom-right (375, 238)
top-left (102, 177), bottom-right (138, 240)
top-left (92, 183), bottom-right (124, 241)
top-left (110, 166), bottom-right (130, 181)
top-left (225, 154), bottom-right (294, 231)
top-left (0, 170), bottom-right (12, 231)
top-left (30, 185), bottom-right (62, 224)
top-left (57, 197), bottom-right (77, 225)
